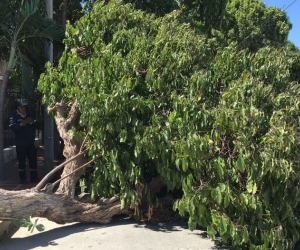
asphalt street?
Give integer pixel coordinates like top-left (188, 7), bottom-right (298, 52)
top-left (0, 216), bottom-right (221, 250)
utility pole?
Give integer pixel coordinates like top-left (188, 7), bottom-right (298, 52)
top-left (44, 0), bottom-right (55, 171)
top-left (0, 59), bottom-right (5, 181)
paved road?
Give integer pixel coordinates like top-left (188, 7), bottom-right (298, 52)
top-left (1, 216), bottom-right (221, 250)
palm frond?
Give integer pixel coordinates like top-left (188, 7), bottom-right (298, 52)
top-left (32, 20), bottom-right (65, 41)
top-left (19, 50), bottom-right (34, 66)
top-left (17, 17), bottom-right (65, 42)
top-left (19, 51), bottom-right (36, 99)
top-left (16, 0), bottom-right (65, 42)
top-left (19, 0), bottom-right (39, 19)
top-left (15, 0), bottom-right (40, 38)
top-left (0, 23), bottom-right (12, 41)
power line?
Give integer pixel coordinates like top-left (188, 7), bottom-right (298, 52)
top-left (283, 0), bottom-right (298, 11)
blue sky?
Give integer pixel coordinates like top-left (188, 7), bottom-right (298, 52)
top-left (263, 0), bottom-right (300, 49)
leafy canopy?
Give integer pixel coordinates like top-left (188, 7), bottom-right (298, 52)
top-left (39, 0), bottom-right (300, 249)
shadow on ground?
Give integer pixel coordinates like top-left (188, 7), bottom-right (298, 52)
top-left (1, 215), bottom-right (226, 250)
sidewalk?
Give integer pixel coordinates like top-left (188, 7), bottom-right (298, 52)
top-left (0, 147), bottom-right (48, 242)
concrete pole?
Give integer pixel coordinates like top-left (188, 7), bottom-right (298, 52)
top-left (0, 59), bottom-right (6, 181)
top-left (44, 0), bottom-right (55, 171)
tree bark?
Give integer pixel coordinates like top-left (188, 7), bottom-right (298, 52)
top-left (60, 0), bottom-right (68, 29)
top-left (0, 99), bottom-right (170, 225)
top-left (53, 101), bottom-right (84, 197)
top-left (0, 189), bottom-right (129, 224)
top-left (0, 176), bottom-right (168, 224)
top-left (0, 171), bottom-right (168, 224)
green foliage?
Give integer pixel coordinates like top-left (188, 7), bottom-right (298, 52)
top-left (123, 0), bottom-right (178, 16)
top-left (13, 216), bottom-right (45, 233)
top-left (225, 0), bottom-right (292, 51)
top-left (179, 0), bottom-right (228, 33)
top-left (179, 0), bottom-right (291, 52)
top-left (39, 0), bottom-right (300, 249)
top-left (173, 46), bottom-right (300, 249)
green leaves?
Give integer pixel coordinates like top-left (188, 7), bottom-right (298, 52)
top-left (246, 180), bottom-right (257, 195)
top-left (236, 156), bottom-right (246, 173)
top-left (181, 158), bottom-right (188, 172)
top-left (226, 0), bottom-right (291, 51)
top-left (13, 216), bottom-right (45, 233)
top-left (38, 0), bottom-right (300, 249)
top-left (212, 187), bottom-right (222, 205)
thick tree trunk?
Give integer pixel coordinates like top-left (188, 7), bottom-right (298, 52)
top-left (53, 101), bottom-right (84, 197)
top-left (0, 189), bottom-right (129, 224)
top-left (0, 172), bottom-right (168, 224)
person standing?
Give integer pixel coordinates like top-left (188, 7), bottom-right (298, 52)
top-left (9, 99), bottom-right (39, 184)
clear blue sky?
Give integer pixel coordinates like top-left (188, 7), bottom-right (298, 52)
top-left (263, 0), bottom-right (300, 49)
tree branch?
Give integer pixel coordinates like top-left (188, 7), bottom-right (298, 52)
top-left (80, 133), bottom-right (89, 152)
top-left (35, 148), bottom-right (89, 191)
top-left (46, 158), bottom-right (96, 193)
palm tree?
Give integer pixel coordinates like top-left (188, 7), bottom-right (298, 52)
top-left (0, 0), bottom-right (64, 179)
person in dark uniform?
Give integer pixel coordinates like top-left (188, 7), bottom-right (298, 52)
top-left (9, 99), bottom-right (39, 184)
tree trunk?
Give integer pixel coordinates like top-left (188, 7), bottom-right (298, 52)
top-left (0, 189), bottom-right (129, 224)
top-left (0, 163), bottom-right (169, 224)
top-left (59, 0), bottom-right (68, 28)
top-left (53, 101), bottom-right (84, 198)
top-left (0, 98), bottom-right (170, 224)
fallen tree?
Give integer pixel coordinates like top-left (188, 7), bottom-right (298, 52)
top-left (0, 98), bottom-right (167, 224)
top-left (0, 100), bottom-right (131, 223)
top-left (0, 97), bottom-right (167, 222)
top-left (2, 0), bottom-right (300, 249)
top-left (0, 190), bottom-right (128, 224)
top-left (0, 155), bottom-right (167, 224)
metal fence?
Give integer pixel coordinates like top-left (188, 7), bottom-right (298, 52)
top-left (3, 91), bottom-right (20, 148)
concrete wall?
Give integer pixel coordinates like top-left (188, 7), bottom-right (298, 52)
top-left (3, 137), bottom-right (42, 164)
top-left (3, 146), bottom-right (17, 163)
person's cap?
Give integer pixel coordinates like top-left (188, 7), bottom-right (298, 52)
top-left (17, 99), bottom-right (28, 106)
